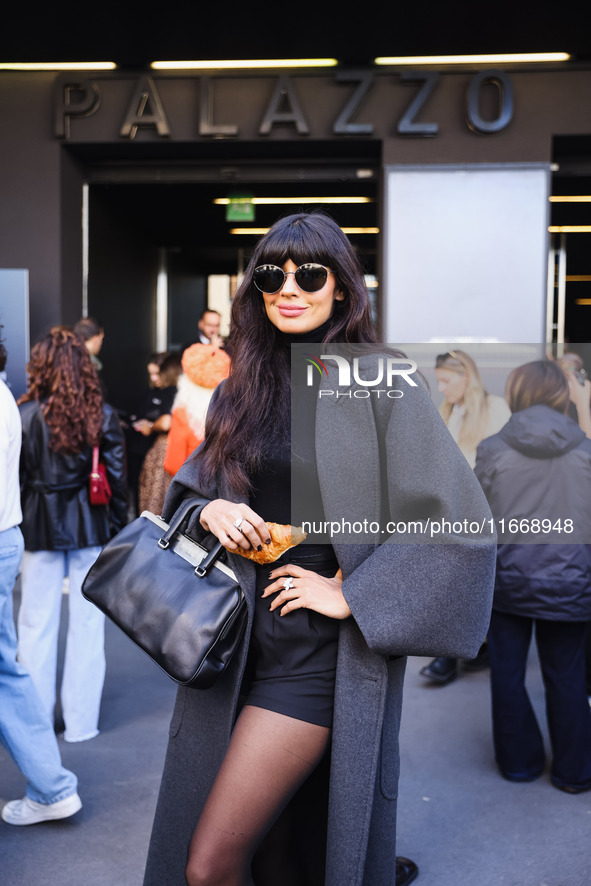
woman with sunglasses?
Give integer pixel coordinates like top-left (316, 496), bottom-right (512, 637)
top-left (143, 212), bottom-right (495, 886)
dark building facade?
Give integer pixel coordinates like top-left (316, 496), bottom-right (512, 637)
top-left (1, 62), bottom-right (590, 405)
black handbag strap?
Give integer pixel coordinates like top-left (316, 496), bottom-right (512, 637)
top-left (157, 498), bottom-right (203, 549)
top-left (157, 498), bottom-right (227, 577)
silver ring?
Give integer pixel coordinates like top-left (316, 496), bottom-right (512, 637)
top-left (233, 517), bottom-right (244, 530)
top-left (283, 577), bottom-right (294, 591)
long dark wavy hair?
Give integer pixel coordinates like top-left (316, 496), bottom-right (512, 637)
top-left (199, 211), bottom-right (378, 495)
top-left (18, 325), bottom-right (103, 454)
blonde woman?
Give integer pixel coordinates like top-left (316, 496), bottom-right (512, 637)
top-left (434, 350), bottom-right (511, 469)
top-left (420, 349), bottom-right (511, 685)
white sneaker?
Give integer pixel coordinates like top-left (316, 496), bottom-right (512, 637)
top-left (1, 792), bottom-right (82, 825)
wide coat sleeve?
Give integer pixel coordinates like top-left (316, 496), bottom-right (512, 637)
top-left (316, 375), bottom-right (497, 660)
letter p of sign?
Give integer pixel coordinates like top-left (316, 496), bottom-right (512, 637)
top-left (54, 78), bottom-right (100, 139)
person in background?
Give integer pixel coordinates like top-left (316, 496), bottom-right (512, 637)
top-left (17, 326), bottom-right (127, 743)
top-left (475, 359), bottom-right (591, 793)
top-left (420, 348), bottom-right (511, 685)
top-left (73, 316), bottom-right (107, 399)
top-left (432, 349), bottom-right (511, 469)
top-left (197, 308), bottom-right (224, 348)
top-left (0, 330), bottom-right (82, 825)
top-left (136, 352), bottom-right (182, 515)
top-left (164, 343), bottom-right (231, 478)
top-left (125, 352), bottom-right (168, 516)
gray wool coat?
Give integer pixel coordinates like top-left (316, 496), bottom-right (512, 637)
top-left (143, 364), bottom-right (496, 886)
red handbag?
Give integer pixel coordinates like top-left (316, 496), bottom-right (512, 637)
top-left (89, 446), bottom-right (112, 506)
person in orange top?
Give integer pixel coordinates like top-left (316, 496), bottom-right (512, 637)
top-left (164, 344), bottom-right (231, 477)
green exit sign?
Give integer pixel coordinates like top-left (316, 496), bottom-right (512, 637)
top-left (226, 197), bottom-right (255, 222)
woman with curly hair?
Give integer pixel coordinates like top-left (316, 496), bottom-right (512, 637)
top-left (17, 326), bottom-right (127, 742)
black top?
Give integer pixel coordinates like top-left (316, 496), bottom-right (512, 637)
top-left (141, 385), bottom-right (176, 423)
top-left (249, 321), bottom-right (330, 543)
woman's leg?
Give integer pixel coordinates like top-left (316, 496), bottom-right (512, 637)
top-left (487, 609), bottom-right (545, 780)
top-left (185, 704), bottom-right (331, 886)
top-left (61, 547), bottom-right (105, 742)
top-left (17, 550), bottom-right (65, 721)
top-left (535, 619), bottom-right (591, 790)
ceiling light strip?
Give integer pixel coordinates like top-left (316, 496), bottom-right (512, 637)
top-left (151, 59), bottom-right (338, 70)
top-left (549, 226), bottom-right (591, 233)
top-left (0, 61), bottom-right (117, 71)
top-left (374, 52), bottom-right (570, 66)
top-left (214, 197), bottom-right (373, 205)
top-left (550, 196), bottom-right (591, 202)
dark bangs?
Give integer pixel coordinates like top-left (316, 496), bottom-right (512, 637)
top-left (252, 212), bottom-right (356, 287)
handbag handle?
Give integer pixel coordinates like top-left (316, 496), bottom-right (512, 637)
top-left (158, 497), bottom-right (204, 545)
top-left (157, 498), bottom-right (226, 576)
top-left (91, 446), bottom-right (99, 475)
top-left (195, 540), bottom-right (225, 577)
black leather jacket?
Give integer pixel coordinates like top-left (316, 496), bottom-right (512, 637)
top-left (19, 400), bottom-right (128, 551)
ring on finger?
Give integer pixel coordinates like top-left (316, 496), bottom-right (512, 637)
top-left (283, 577), bottom-right (294, 591)
top-left (233, 517), bottom-right (244, 530)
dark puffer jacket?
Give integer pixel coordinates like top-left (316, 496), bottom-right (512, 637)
top-left (19, 399), bottom-right (128, 551)
top-left (475, 404), bottom-right (591, 621)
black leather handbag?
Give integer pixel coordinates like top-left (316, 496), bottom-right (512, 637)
top-left (81, 498), bottom-right (246, 688)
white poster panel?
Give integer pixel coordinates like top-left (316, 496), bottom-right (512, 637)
top-left (383, 164), bottom-right (550, 344)
top-left (0, 269), bottom-right (30, 399)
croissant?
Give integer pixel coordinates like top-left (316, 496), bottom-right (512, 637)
top-left (233, 523), bottom-right (307, 565)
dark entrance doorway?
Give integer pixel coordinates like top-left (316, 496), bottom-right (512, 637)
top-left (71, 140), bottom-right (381, 416)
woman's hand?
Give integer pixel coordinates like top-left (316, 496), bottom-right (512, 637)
top-left (133, 419), bottom-right (153, 436)
top-left (199, 499), bottom-right (271, 552)
top-left (567, 375), bottom-right (591, 438)
top-left (263, 565), bottom-right (351, 620)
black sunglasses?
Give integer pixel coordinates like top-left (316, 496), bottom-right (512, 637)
top-left (253, 263), bottom-right (332, 295)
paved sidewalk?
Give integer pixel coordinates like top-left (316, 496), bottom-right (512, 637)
top-left (1, 586), bottom-right (590, 886)
top-left (396, 656), bottom-right (591, 886)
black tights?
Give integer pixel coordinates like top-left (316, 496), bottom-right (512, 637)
top-left (185, 704), bottom-right (331, 886)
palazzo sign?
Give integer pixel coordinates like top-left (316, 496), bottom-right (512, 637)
top-left (54, 70), bottom-right (514, 141)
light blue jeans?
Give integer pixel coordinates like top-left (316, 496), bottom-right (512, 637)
top-left (0, 526), bottom-right (78, 804)
top-left (18, 546), bottom-right (105, 742)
